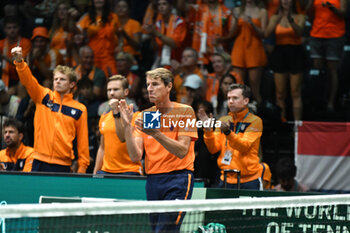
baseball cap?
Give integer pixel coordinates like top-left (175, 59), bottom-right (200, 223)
top-left (183, 74), bottom-right (202, 90)
top-left (0, 79), bottom-right (6, 92)
top-left (31, 27), bottom-right (49, 40)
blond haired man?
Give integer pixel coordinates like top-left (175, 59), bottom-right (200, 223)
top-left (120, 67), bottom-right (197, 232)
top-left (11, 46), bottom-right (89, 173)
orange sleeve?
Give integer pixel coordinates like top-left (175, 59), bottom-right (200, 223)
top-left (14, 61), bottom-right (49, 103)
top-left (226, 119), bottom-right (262, 154)
top-left (22, 150), bottom-right (34, 172)
top-left (203, 131), bottom-right (223, 154)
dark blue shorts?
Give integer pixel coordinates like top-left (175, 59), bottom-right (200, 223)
top-left (31, 159), bottom-right (71, 173)
top-left (146, 170), bottom-right (194, 233)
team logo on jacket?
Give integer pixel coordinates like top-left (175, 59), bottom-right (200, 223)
top-left (143, 110), bottom-right (161, 129)
top-left (47, 100), bottom-right (53, 108)
top-left (71, 109), bottom-right (76, 115)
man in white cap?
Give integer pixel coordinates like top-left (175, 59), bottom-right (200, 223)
top-left (182, 73), bottom-right (203, 107)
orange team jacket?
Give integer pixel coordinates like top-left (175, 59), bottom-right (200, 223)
top-left (155, 14), bottom-right (187, 62)
top-left (310, 0), bottom-right (345, 38)
top-left (174, 67), bottom-right (204, 102)
top-left (0, 143), bottom-right (34, 172)
top-left (204, 108), bottom-right (262, 184)
top-left (0, 37), bottom-right (31, 87)
top-left (99, 111), bottom-right (143, 174)
top-left (134, 102), bottom-right (198, 174)
top-left (78, 13), bottom-right (119, 76)
top-left (14, 61), bottom-right (90, 173)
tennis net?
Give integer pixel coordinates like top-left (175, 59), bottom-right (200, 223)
top-left (1, 194), bottom-right (350, 233)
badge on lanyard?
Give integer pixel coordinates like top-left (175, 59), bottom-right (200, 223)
top-left (222, 150), bottom-right (232, 165)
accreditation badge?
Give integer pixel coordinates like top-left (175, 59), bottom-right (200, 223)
top-left (221, 150), bottom-right (232, 165)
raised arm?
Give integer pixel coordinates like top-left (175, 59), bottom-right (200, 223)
top-left (11, 46), bottom-right (48, 103)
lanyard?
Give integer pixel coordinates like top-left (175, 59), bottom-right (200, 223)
top-left (235, 111), bottom-right (249, 134)
top-left (225, 111), bottom-right (249, 148)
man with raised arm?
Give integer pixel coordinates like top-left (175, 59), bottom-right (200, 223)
top-left (11, 46), bottom-right (89, 173)
top-left (198, 83), bottom-right (263, 190)
top-left (119, 67), bottom-right (198, 233)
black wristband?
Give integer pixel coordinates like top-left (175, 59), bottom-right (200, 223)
top-left (113, 112), bottom-right (121, 118)
top-left (224, 129), bottom-right (231, 136)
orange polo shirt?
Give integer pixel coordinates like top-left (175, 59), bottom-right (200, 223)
top-left (134, 102), bottom-right (198, 174)
top-left (99, 111), bottom-right (143, 174)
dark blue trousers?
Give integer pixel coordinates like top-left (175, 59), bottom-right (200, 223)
top-left (146, 170), bottom-right (194, 233)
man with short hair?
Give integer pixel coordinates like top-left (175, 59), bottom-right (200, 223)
top-left (198, 84), bottom-right (263, 190)
top-left (11, 46), bottom-right (89, 173)
top-left (93, 75), bottom-right (143, 175)
top-left (74, 46), bottom-right (106, 99)
top-left (173, 47), bottom-right (204, 103)
top-left (0, 118), bottom-right (34, 172)
top-left (0, 16), bottom-right (31, 96)
top-left (120, 67), bottom-right (198, 232)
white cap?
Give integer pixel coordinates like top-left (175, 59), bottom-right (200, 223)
top-left (183, 74), bottom-right (202, 89)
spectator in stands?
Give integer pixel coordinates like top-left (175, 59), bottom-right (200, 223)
top-left (115, 51), bottom-right (141, 99)
top-left (214, 73), bottom-right (238, 118)
top-left (114, 0), bottom-right (142, 61)
top-left (193, 100), bottom-right (221, 187)
top-left (136, 83), bottom-right (153, 111)
top-left (93, 75), bottom-right (143, 175)
top-left (0, 17), bottom-right (31, 98)
top-left (274, 157), bottom-right (309, 192)
top-left (66, 28), bottom-right (87, 67)
top-left (119, 67), bottom-right (197, 232)
top-left (49, 1), bottom-right (78, 61)
top-left (12, 46), bottom-right (89, 173)
top-left (75, 78), bottom-right (101, 173)
top-left (199, 84), bottom-right (263, 190)
top-left (307, 0), bottom-right (347, 112)
top-left (172, 47), bottom-right (204, 103)
top-left (27, 26), bottom-right (63, 86)
top-left (0, 118), bottom-right (34, 172)
top-left (140, 0), bottom-right (158, 72)
top-left (77, 0), bottom-right (119, 77)
top-left (0, 3), bottom-right (35, 39)
top-left (206, 52), bottom-right (243, 111)
top-left (182, 74), bottom-right (203, 107)
top-left (143, 0), bottom-right (187, 67)
top-left (265, 0), bottom-right (306, 121)
top-left (0, 80), bottom-right (21, 119)
top-left (191, 0), bottom-right (232, 64)
top-left (73, 46), bottom-right (106, 100)
top-left (230, 0), bottom-right (268, 104)
top-left (16, 96), bottom-right (35, 147)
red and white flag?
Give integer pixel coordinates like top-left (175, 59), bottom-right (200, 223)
top-left (295, 121), bottom-right (350, 193)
